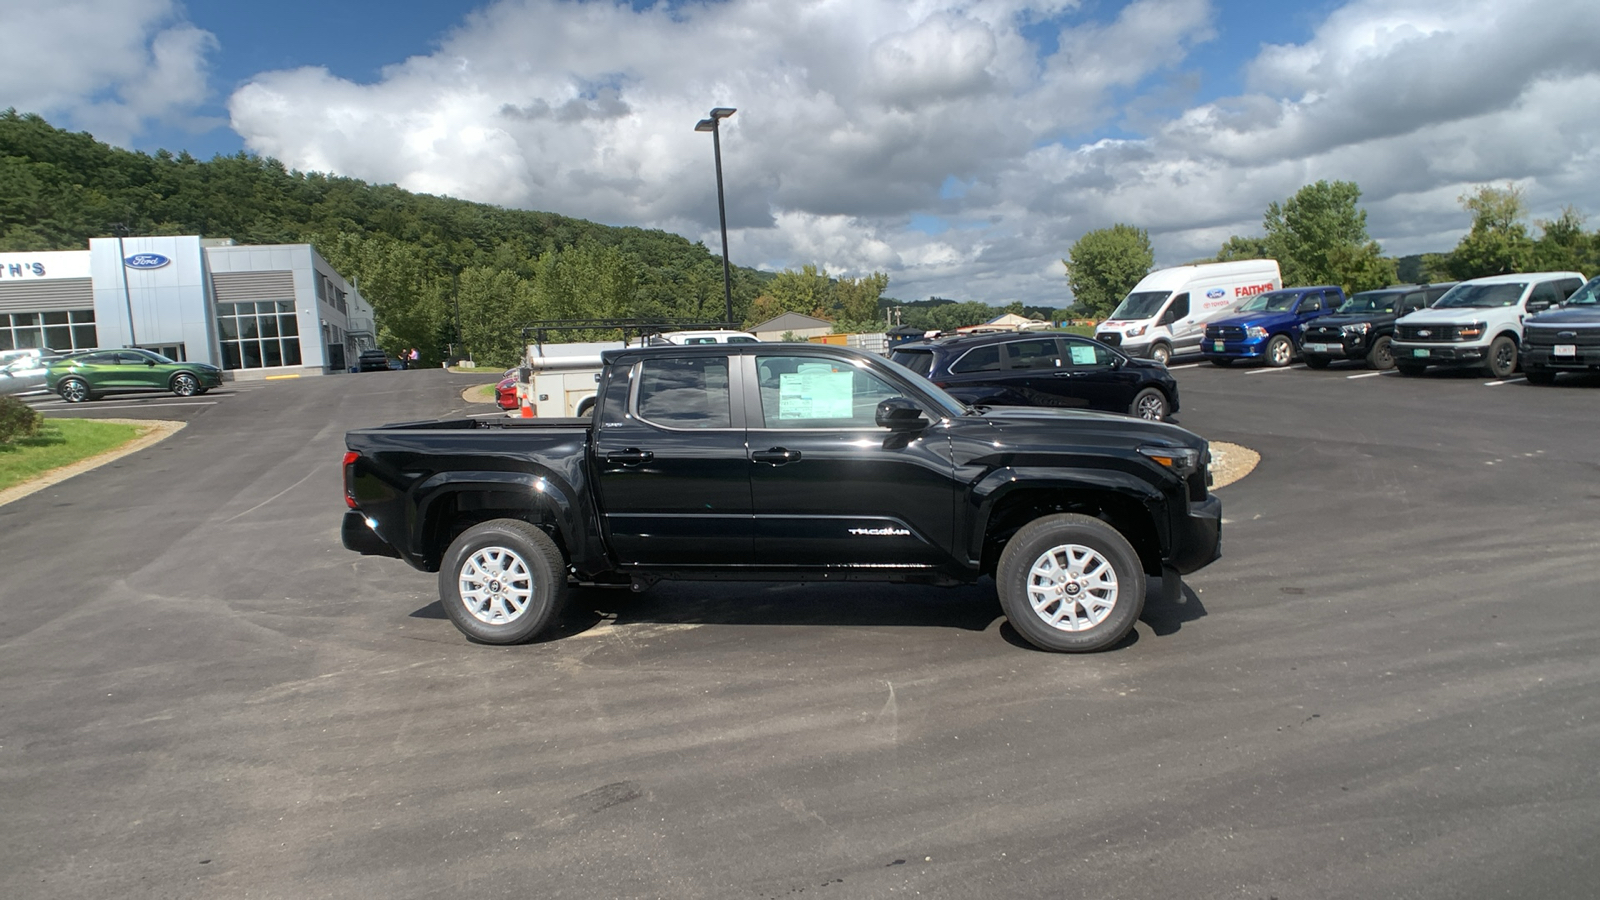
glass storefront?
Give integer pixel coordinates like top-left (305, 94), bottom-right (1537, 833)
top-left (216, 301), bottom-right (302, 370)
top-left (0, 310), bottom-right (97, 352)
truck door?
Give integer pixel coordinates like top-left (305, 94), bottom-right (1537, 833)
top-left (1163, 292), bottom-right (1194, 351)
top-left (592, 353), bottom-right (753, 565)
top-left (742, 352), bottom-right (957, 566)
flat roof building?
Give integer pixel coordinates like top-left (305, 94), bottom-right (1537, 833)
top-left (0, 235), bottom-right (375, 377)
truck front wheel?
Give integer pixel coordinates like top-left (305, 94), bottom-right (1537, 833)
top-left (438, 519), bottom-right (568, 645)
top-left (996, 514), bottom-right (1147, 652)
top-left (1265, 335), bottom-right (1294, 367)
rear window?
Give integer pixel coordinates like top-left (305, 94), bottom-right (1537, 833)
top-left (890, 349), bottom-right (934, 376)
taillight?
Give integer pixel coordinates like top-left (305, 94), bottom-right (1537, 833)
top-left (343, 451), bottom-right (360, 508)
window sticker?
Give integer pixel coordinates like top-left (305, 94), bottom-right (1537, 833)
top-left (1069, 345), bottom-right (1098, 365)
top-left (779, 370), bottom-right (853, 419)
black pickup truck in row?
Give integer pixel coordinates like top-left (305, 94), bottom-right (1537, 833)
top-left (341, 344), bottom-right (1223, 652)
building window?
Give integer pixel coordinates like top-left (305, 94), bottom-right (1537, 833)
top-left (0, 310), bottom-right (96, 352)
top-left (216, 301), bottom-right (301, 370)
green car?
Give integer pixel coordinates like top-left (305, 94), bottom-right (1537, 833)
top-left (48, 348), bottom-right (224, 402)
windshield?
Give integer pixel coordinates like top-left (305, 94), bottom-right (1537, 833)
top-left (1338, 292), bottom-right (1397, 314)
top-left (877, 354), bottom-right (968, 418)
top-left (1108, 291), bottom-right (1170, 320)
top-left (1563, 276), bottom-right (1600, 306)
top-left (1234, 290), bottom-right (1299, 313)
top-left (1434, 282), bottom-right (1526, 309)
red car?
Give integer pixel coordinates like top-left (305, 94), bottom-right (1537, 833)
top-left (495, 371), bottom-right (519, 410)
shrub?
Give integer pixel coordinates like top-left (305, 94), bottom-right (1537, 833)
top-left (0, 394), bottom-right (43, 443)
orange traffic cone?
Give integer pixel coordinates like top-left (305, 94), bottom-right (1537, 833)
top-left (518, 383), bottom-right (534, 418)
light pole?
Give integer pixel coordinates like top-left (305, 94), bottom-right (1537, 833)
top-left (694, 107), bottom-right (736, 326)
top-left (111, 222), bottom-right (138, 347)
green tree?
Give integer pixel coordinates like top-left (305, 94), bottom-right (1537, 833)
top-left (832, 271), bottom-right (891, 324)
top-left (1444, 183), bottom-right (1535, 278)
top-left (1532, 206), bottom-right (1595, 273)
top-left (1063, 224), bottom-right (1154, 319)
top-left (1262, 180), bottom-right (1377, 288)
top-left (1214, 234), bottom-right (1270, 262)
top-left (766, 264), bottom-right (834, 317)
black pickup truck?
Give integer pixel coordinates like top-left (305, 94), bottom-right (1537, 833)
top-left (341, 344), bottom-right (1222, 652)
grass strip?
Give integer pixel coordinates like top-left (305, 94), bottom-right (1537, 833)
top-left (0, 419), bottom-right (146, 492)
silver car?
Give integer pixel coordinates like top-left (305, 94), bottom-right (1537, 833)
top-left (0, 353), bottom-right (58, 395)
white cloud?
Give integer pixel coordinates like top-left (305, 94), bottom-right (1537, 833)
top-left (0, 0), bottom-right (217, 145)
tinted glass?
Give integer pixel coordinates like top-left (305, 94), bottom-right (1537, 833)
top-left (1339, 291), bottom-right (1397, 314)
top-left (1562, 277), bottom-right (1600, 306)
top-left (1109, 291), bottom-right (1170, 320)
top-left (1236, 290), bottom-right (1300, 313)
top-left (636, 357), bottom-right (731, 428)
top-left (1167, 293), bottom-right (1190, 320)
top-left (1434, 283), bottom-right (1526, 308)
top-left (1529, 282), bottom-right (1560, 306)
top-left (950, 345), bottom-right (1001, 374)
top-left (1061, 338), bottom-right (1113, 367)
top-left (755, 355), bottom-right (902, 429)
top-left (890, 349), bottom-right (934, 375)
top-left (1004, 339), bottom-right (1060, 370)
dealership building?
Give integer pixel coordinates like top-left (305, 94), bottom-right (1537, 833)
top-left (0, 235), bottom-right (376, 376)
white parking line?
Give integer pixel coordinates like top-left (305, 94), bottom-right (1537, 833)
top-left (1168, 363), bottom-right (1201, 370)
top-left (1484, 378), bottom-right (1525, 386)
top-left (1246, 366), bottom-right (1297, 374)
top-left (1347, 371), bottom-right (1385, 379)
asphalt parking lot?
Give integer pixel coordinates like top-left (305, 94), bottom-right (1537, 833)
top-left (2, 362), bottom-right (1597, 899)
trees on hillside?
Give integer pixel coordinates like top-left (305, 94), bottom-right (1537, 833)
top-left (743, 265), bottom-right (891, 331)
top-left (1063, 224), bottom-right (1153, 319)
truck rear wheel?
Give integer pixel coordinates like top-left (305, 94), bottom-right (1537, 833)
top-left (438, 519), bottom-right (567, 644)
top-left (996, 514), bottom-right (1146, 653)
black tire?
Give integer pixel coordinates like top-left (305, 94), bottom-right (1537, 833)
top-left (1264, 334), bottom-right (1294, 367)
top-left (1484, 336), bottom-right (1517, 378)
top-left (1130, 387), bottom-right (1168, 421)
top-left (1302, 354), bottom-right (1330, 369)
top-left (574, 396), bottom-right (596, 418)
top-left (1209, 358), bottom-right (1232, 368)
top-left (58, 377), bottom-right (92, 403)
top-left (171, 372), bottom-right (200, 397)
top-left (1149, 343), bottom-right (1172, 366)
top-left (437, 519), bottom-right (568, 645)
top-left (996, 514), bottom-right (1146, 653)
top-left (1395, 362), bottom-right (1426, 377)
top-left (1365, 335), bottom-right (1395, 370)
top-left (1524, 367), bottom-right (1556, 385)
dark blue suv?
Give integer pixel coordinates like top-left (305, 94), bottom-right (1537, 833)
top-left (1202, 285), bottom-right (1346, 367)
top-left (889, 331), bottom-right (1179, 421)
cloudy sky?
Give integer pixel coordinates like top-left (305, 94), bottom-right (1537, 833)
top-left (3, 0), bottom-right (1598, 306)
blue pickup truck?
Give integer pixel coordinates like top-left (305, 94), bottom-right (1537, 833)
top-left (1202, 285), bottom-right (1347, 367)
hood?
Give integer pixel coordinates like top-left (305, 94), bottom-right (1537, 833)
top-left (1398, 307), bottom-right (1509, 325)
top-left (1525, 306), bottom-right (1600, 326)
top-left (1210, 310), bottom-right (1297, 329)
top-left (1306, 312), bottom-right (1396, 328)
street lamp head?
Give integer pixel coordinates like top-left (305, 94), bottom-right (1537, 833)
top-left (694, 119), bottom-right (717, 132)
top-left (709, 107), bottom-right (736, 119)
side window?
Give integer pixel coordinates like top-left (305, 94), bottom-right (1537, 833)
top-left (634, 356), bottom-right (731, 428)
top-left (1528, 282), bottom-right (1561, 308)
top-left (1166, 293), bottom-right (1190, 321)
top-left (1401, 292), bottom-right (1426, 314)
top-left (755, 355), bottom-right (904, 429)
top-left (81, 353), bottom-right (116, 365)
top-left (1555, 278), bottom-right (1583, 300)
top-left (1296, 293), bottom-right (1323, 314)
top-left (949, 345), bottom-right (1001, 374)
top-left (1061, 338), bottom-right (1113, 368)
top-left (1002, 339), bottom-right (1061, 370)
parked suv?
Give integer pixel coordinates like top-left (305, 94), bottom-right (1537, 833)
top-left (357, 349), bottom-right (391, 372)
top-left (1390, 272), bottom-right (1586, 377)
top-left (890, 331), bottom-right (1179, 421)
top-left (1522, 275), bottom-right (1600, 384)
top-left (1299, 283), bottom-right (1455, 370)
top-left (1203, 286), bottom-right (1346, 367)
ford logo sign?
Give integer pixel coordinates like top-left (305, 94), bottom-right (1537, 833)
top-left (124, 253), bottom-right (171, 269)
top-left (1206, 288), bottom-right (1226, 299)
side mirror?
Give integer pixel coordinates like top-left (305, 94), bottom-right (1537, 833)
top-left (146, 360), bottom-right (157, 367)
top-left (875, 397), bottom-right (928, 431)
top-left (1527, 300), bottom-right (1551, 313)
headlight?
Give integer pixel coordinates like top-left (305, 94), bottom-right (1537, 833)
top-left (1138, 445), bottom-right (1201, 477)
top-left (1458, 322), bottom-right (1486, 340)
top-left (1341, 322), bottom-right (1370, 334)
top-left (1125, 324), bottom-right (1148, 338)
top-left (1246, 326), bottom-right (1268, 339)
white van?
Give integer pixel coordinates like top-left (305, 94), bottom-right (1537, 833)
top-left (1094, 260), bottom-right (1281, 364)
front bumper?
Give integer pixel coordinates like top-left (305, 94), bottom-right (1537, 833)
top-left (1168, 494), bottom-right (1222, 575)
top-left (1388, 341), bottom-right (1486, 365)
top-left (1202, 338), bottom-right (1266, 360)
top-left (1300, 335), bottom-right (1368, 357)
top-left (1524, 346), bottom-right (1600, 369)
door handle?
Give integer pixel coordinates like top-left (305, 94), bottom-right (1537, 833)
top-left (751, 447), bottom-right (802, 465)
top-left (1052, 371), bottom-right (1086, 377)
top-left (605, 448), bottom-right (654, 465)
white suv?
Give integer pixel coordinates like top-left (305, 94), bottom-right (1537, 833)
top-left (1390, 271), bottom-right (1586, 377)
